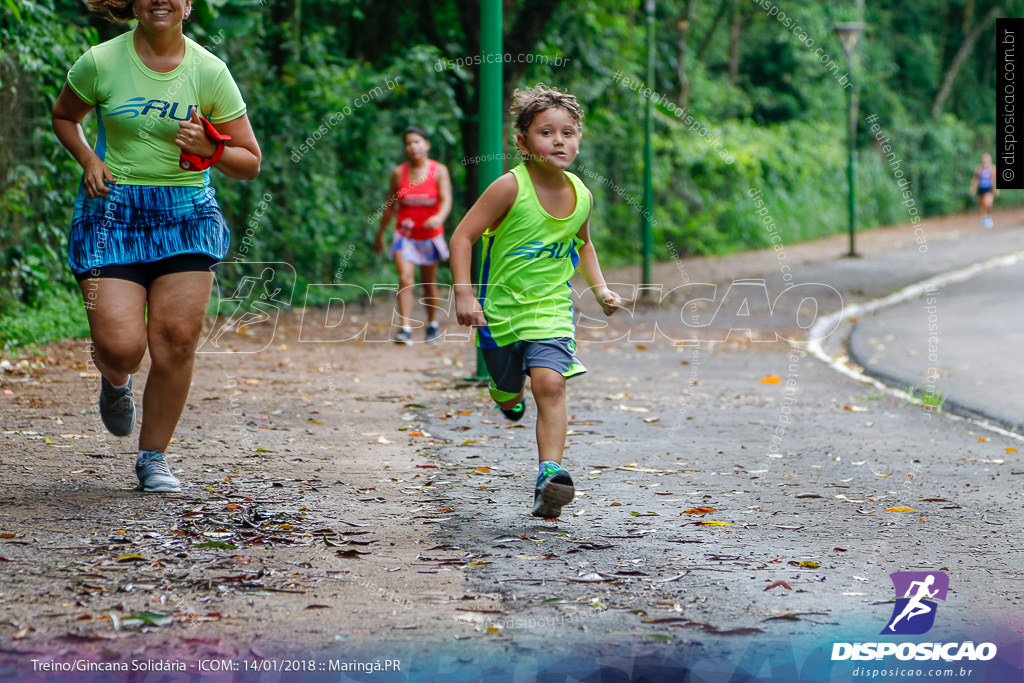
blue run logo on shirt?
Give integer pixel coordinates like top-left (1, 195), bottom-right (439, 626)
top-left (507, 240), bottom-right (576, 260)
top-left (108, 98), bottom-right (197, 120)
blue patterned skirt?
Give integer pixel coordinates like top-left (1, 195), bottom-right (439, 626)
top-left (389, 233), bottom-right (449, 266)
top-left (68, 183), bottom-right (230, 275)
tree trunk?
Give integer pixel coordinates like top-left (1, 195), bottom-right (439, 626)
top-left (931, 4), bottom-right (1001, 117)
top-left (677, 0), bottom-right (697, 106)
top-left (696, 1), bottom-right (728, 63)
top-left (728, 0), bottom-right (741, 86)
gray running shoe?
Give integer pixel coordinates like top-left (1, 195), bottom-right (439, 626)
top-left (532, 463), bottom-right (575, 518)
top-left (425, 322), bottom-right (441, 343)
top-left (99, 376), bottom-right (136, 437)
top-left (135, 452), bottom-right (182, 493)
top-left (393, 327), bottom-right (412, 345)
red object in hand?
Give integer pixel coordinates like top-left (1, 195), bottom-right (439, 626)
top-left (180, 116), bottom-right (231, 171)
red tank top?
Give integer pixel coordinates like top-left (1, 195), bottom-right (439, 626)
top-left (395, 161), bottom-right (443, 240)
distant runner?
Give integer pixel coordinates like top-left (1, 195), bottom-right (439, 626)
top-left (969, 153), bottom-right (998, 228)
top-left (373, 127), bottom-right (453, 344)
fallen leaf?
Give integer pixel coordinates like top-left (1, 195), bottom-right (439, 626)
top-left (684, 507), bottom-right (716, 514)
top-left (978, 436), bottom-right (989, 442)
top-left (759, 375), bottom-right (781, 384)
top-left (408, 432), bottom-right (424, 437)
top-left (765, 581), bottom-right (792, 591)
top-left (610, 502), bottom-right (622, 507)
top-left (1007, 447), bottom-right (1017, 454)
top-left (486, 625), bottom-right (502, 634)
top-left (123, 612), bottom-right (173, 628)
top-left (0, 533), bottom-right (17, 539)
top-left (885, 507), bottom-right (916, 512)
top-left (843, 405), bottom-right (867, 412)
top-left (856, 509), bottom-right (876, 515)
top-left (195, 541), bottom-right (237, 549)
top-left (336, 549), bottom-right (370, 558)
top-left (698, 521), bottom-right (732, 526)
top-left (474, 467), bottom-right (491, 473)
top-left (116, 553), bottom-right (145, 562)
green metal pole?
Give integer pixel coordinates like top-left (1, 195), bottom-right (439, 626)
top-left (471, 0), bottom-right (502, 380)
top-left (642, 0), bottom-right (655, 285)
top-left (846, 61), bottom-right (857, 257)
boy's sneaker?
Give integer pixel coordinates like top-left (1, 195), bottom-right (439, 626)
top-left (135, 452), bottom-right (181, 493)
top-left (532, 463), bottom-right (575, 519)
top-left (99, 376), bottom-right (136, 437)
top-left (499, 400), bottom-right (526, 422)
top-left (393, 327), bottom-right (412, 345)
top-left (425, 322), bottom-right (441, 342)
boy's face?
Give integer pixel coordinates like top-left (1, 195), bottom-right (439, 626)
top-left (517, 107), bottom-right (581, 170)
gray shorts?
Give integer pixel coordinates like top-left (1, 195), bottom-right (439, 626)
top-left (481, 337), bottom-right (587, 398)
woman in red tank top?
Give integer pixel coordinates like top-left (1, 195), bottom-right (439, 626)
top-left (373, 127), bottom-right (453, 344)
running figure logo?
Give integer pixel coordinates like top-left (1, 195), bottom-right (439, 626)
top-left (882, 571), bottom-right (948, 635)
top-left (197, 263), bottom-right (295, 354)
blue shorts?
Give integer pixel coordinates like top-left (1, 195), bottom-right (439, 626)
top-left (68, 182), bottom-right (230, 274)
top-left (481, 337), bottom-right (587, 399)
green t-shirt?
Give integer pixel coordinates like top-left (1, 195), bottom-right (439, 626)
top-left (477, 164), bottom-right (590, 348)
top-left (66, 30), bottom-right (246, 187)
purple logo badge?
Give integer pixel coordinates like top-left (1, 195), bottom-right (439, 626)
top-left (882, 571), bottom-right (948, 635)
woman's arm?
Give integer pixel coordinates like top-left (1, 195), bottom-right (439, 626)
top-left (52, 84), bottom-right (113, 198)
top-left (176, 110), bottom-right (261, 180)
top-left (424, 163), bottom-right (453, 229)
top-left (450, 173), bottom-right (517, 327)
top-left (373, 167), bottom-right (402, 254)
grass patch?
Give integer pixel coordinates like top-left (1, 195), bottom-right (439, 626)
top-left (0, 288), bottom-right (90, 351)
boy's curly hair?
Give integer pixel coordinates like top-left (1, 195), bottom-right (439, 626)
top-left (509, 84), bottom-right (584, 135)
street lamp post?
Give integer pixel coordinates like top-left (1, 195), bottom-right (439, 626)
top-left (642, 0), bottom-right (655, 287)
top-left (833, 21), bottom-right (864, 258)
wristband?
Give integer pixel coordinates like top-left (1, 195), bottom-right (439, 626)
top-left (179, 116), bottom-right (232, 172)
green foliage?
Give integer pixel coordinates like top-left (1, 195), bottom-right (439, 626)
top-left (1, 0), bottom-right (1020, 348)
top-left (0, 287), bottom-right (89, 350)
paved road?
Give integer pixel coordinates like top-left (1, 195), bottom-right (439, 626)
top-left (850, 258), bottom-right (1024, 432)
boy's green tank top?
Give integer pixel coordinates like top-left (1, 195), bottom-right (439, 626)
top-left (477, 163), bottom-right (590, 348)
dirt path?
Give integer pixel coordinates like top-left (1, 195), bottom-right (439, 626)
top-left (1, 207), bottom-right (1022, 676)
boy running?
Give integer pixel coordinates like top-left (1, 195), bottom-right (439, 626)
top-left (451, 85), bottom-right (622, 519)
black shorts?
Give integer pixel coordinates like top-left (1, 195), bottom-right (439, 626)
top-left (978, 186), bottom-right (993, 196)
top-left (481, 337), bottom-right (587, 399)
top-left (73, 253), bottom-right (218, 288)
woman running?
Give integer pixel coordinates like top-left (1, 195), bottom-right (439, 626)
top-left (52, 0), bottom-right (261, 492)
top-left (372, 127), bottom-right (452, 344)
top-left (969, 153), bottom-right (998, 228)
